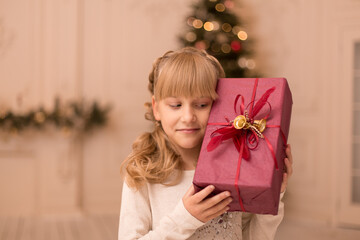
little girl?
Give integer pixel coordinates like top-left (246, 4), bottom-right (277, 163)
top-left (119, 47), bottom-right (293, 240)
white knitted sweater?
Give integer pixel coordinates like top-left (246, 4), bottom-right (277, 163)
top-left (118, 170), bottom-right (284, 240)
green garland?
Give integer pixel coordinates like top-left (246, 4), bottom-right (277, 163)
top-left (0, 98), bottom-right (111, 134)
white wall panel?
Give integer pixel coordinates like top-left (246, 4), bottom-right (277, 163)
top-left (0, 0), bottom-right (42, 109)
top-left (0, 151), bottom-right (37, 215)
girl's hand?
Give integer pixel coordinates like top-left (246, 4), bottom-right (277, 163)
top-left (281, 144), bottom-right (293, 193)
top-left (182, 185), bottom-right (233, 223)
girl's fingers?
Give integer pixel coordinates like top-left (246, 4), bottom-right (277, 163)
top-left (202, 190), bottom-right (231, 208)
top-left (286, 144), bottom-right (293, 164)
top-left (204, 195), bottom-right (232, 214)
top-left (203, 196), bottom-right (232, 221)
top-left (192, 185), bottom-right (216, 203)
top-left (281, 173), bottom-right (288, 193)
top-left (282, 145), bottom-right (293, 193)
top-left (284, 158), bottom-right (293, 176)
top-left (206, 205), bottom-right (230, 221)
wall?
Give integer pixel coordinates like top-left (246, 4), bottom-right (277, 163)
top-left (0, 0), bottom-right (193, 216)
top-left (1, 0), bottom-right (360, 228)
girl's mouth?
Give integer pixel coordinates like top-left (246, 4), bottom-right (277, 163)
top-left (176, 128), bottom-right (200, 133)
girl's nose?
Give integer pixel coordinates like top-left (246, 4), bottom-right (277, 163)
top-left (181, 106), bottom-right (196, 123)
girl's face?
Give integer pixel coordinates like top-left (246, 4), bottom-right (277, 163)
top-left (152, 96), bottom-right (212, 153)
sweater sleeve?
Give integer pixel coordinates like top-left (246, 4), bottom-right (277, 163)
top-left (241, 192), bottom-right (285, 240)
top-left (118, 182), bottom-right (204, 240)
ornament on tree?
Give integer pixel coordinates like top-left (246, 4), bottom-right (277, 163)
top-left (179, 0), bottom-right (259, 77)
top-left (231, 40), bottom-right (241, 52)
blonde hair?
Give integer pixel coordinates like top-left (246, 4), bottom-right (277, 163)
top-left (121, 47), bottom-right (225, 190)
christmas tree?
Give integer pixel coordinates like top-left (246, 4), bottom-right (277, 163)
top-left (179, 0), bottom-right (257, 77)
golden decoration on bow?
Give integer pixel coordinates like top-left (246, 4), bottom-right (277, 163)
top-left (253, 119), bottom-right (266, 133)
top-left (233, 115), bottom-right (247, 129)
top-left (232, 114), bottom-right (266, 138)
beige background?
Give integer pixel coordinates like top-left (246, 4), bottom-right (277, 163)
top-left (1, 0), bottom-right (360, 238)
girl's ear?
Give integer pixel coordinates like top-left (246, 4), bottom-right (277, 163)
top-left (152, 96), bottom-right (161, 121)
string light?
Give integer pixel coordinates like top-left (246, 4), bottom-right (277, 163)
top-left (192, 19), bottom-right (203, 29)
top-left (246, 59), bottom-right (256, 69)
top-left (238, 57), bottom-right (247, 68)
top-left (237, 31), bottom-right (248, 40)
top-left (237, 57), bottom-right (256, 69)
top-left (221, 43), bottom-right (231, 53)
top-left (185, 32), bottom-right (197, 42)
top-left (216, 33), bottom-right (228, 43)
top-left (187, 17), bottom-right (195, 27)
top-left (231, 40), bottom-right (241, 51)
top-left (204, 22), bottom-right (214, 31)
top-left (224, 0), bottom-right (234, 9)
top-left (211, 43), bottom-right (221, 52)
top-left (34, 112), bottom-right (46, 123)
top-left (232, 26), bottom-right (241, 35)
top-left (215, 3), bottom-right (226, 12)
top-left (222, 23), bottom-right (232, 32)
top-left (212, 21), bottom-right (220, 31)
top-left (195, 40), bottom-right (207, 50)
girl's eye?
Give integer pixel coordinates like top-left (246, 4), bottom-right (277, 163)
top-left (169, 103), bottom-right (182, 108)
top-left (196, 103), bottom-right (210, 108)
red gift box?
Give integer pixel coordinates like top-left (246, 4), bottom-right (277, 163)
top-left (193, 78), bottom-right (292, 215)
